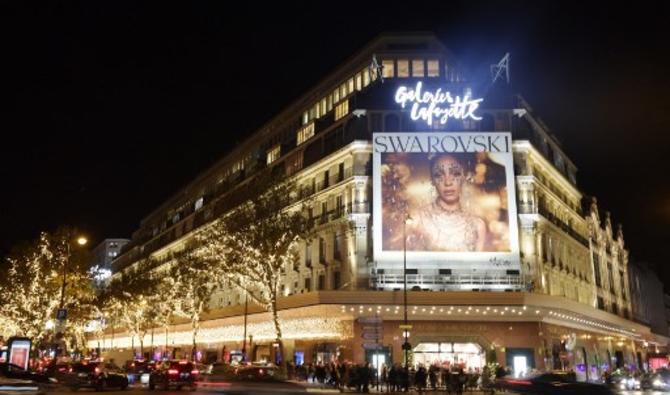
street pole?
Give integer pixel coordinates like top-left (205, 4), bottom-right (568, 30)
top-left (403, 217), bottom-right (409, 370)
top-left (59, 242), bottom-right (70, 312)
top-left (242, 292), bottom-right (248, 362)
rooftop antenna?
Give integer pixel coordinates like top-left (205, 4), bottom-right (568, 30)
top-left (490, 52), bottom-right (510, 84)
top-left (370, 54), bottom-right (384, 83)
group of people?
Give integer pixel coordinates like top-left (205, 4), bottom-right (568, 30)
top-left (288, 360), bottom-right (497, 393)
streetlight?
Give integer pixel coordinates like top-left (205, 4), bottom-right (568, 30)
top-left (402, 214), bottom-right (413, 369)
top-left (56, 235), bottom-right (87, 351)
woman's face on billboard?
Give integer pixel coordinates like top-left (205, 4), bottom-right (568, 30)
top-left (431, 155), bottom-right (464, 205)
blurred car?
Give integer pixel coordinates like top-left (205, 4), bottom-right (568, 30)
top-left (68, 361), bottom-right (128, 391)
top-left (233, 365), bottom-right (280, 381)
top-left (148, 360), bottom-right (198, 390)
top-left (0, 363), bottom-right (58, 386)
top-left (606, 371), bottom-right (640, 390)
top-left (43, 362), bottom-right (71, 383)
top-left (651, 369), bottom-right (670, 391)
top-left (0, 377), bottom-right (43, 395)
top-left (497, 372), bottom-right (615, 395)
top-left (123, 359), bottom-right (155, 385)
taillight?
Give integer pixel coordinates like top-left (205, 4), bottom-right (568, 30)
top-left (68, 368), bottom-right (73, 373)
top-left (94, 367), bottom-right (101, 374)
top-left (191, 370), bottom-right (199, 375)
top-left (259, 369), bottom-right (264, 375)
top-left (507, 379), bottom-right (532, 385)
top-left (168, 369), bottom-right (179, 375)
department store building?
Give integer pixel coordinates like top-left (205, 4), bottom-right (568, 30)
top-left (100, 33), bottom-right (669, 379)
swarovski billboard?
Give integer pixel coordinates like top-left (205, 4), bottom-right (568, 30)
top-left (372, 132), bottom-right (520, 270)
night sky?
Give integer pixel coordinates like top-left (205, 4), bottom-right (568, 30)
top-left (2, 2), bottom-right (669, 287)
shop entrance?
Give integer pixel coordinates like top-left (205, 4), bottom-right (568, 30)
top-left (413, 342), bottom-right (485, 370)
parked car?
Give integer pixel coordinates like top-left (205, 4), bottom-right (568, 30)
top-left (497, 372), bottom-right (615, 395)
top-left (43, 362), bottom-right (71, 383)
top-left (651, 369), bottom-right (670, 391)
top-left (123, 359), bottom-right (155, 385)
top-left (0, 362), bottom-right (58, 386)
top-left (68, 361), bottom-right (128, 391)
top-left (148, 360), bottom-right (198, 390)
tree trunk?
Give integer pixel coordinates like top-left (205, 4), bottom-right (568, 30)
top-left (270, 290), bottom-right (286, 373)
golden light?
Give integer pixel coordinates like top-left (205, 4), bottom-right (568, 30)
top-left (77, 237), bottom-right (88, 246)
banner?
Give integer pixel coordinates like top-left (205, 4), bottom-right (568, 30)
top-left (372, 132), bottom-right (520, 270)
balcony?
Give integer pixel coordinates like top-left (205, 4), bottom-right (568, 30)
top-left (370, 273), bottom-right (529, 291)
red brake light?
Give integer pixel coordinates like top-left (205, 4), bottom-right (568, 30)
top-left (259, 369), bottom-right (264, 375)
top-left (178, 360), bottom-right (188, 365)
top-left (58, 368), bottom-right (66, 372)
top-left (168, 369), bottom-right (179, 375)
top-left (191, 369), bottom-right (199, 375)
top-left (507, 379), bottom-right (532, 385)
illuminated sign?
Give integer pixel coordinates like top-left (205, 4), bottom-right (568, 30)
top-left (394, 82), bottom-right (483, 126)
top-left (372, 132), bottom-right (520, 270)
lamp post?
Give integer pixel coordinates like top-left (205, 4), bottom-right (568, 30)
top-left (56, 235), bottom-right (87, 352)
top-left (402, 214), bottom-right (412, 369)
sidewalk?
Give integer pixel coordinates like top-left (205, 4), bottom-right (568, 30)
top-left (293, 381), bottom-right (498, 394)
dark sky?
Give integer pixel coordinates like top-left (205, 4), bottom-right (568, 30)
top-left (2, 2), bottom-right (669, 287)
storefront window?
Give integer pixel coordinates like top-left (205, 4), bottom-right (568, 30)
top-left (397, 59), bottom-right (409, 77)
top-left (412, 59), bottom-right (425, 77)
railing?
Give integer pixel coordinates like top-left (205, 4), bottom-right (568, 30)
top-left (370, 273), bottom-right (529, 291)
top-left (537, 205), bottom-right (589, 247)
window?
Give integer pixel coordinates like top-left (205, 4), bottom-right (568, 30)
top-left (321, 201), bottom-right (328, 218)
top-left (335, 100), bottom-right (349, 121)
top-left (194, 197), bottom-right (204, 211)
top-left (412, 60), bottom-right (424, 77)
top-left (336, 195), bottom-right (343, 215)
top-left (619, 271), bottom-right (626, 298)
top-left (305, 243), bottom-right (312, 267)
top-left (172, 213), bottom-right (181, 224)
top-left (319, 238), bottom-right (326, 263)
top-left (334, 233), bottom-right (342, 260)
top-left (355, 72), bottom-right (362, 91)
top-left (301, 111), bottom-right (309, 125)
top-left (266, 144), bottom-right (280, 165)
top-left (333, 271), bottom-right (341, 290)
top-left (231, 158), bottom-right (245, 174)
top-left (285, 151), bottom-right (303, 176)
top-left (297, 123), bottom-right (315, 145)
top-left (318, 274), bottom-right (326, 290)
top-left (338, 162), bottom-right (345, 182)
top-left (427, 59), bottom-right (439, 77)
top-left (382, 60), bottom-right (394, 78)
top-left (597, 297), bottom-right (605, 310)
top-left (347, 78), bottom-right (354, 94)
top-left (363, 68), bottom-right (371, 86)
top-left (326, 95), bottom-right (333, 112)
top-left (397, 59), bottom-right (409, 77)
top-left (304, 277), bottom-right (311, 292)
top-left (593, 253), bottom-right (602, 287)
top-left (323, 170), bottom-right (330, 189)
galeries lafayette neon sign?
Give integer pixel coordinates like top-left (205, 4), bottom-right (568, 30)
top-left (394, 81), bottom-right (483, 126)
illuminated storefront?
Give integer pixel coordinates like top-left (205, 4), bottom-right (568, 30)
top-left (103, 33), bottom-right (668, 377)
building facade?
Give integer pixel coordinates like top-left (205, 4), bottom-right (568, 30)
top-left (98, 33), bottom-right (668, 378)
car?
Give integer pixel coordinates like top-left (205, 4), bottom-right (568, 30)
top-left (42, 362), bottom-right (71, 383)
top-left (651, 369), bottom-right (670, 391)
top-left (497, 372), bottom-right (616, 395)
top-left (0, 377), bottom-right (43, 395)
top-left (0, 363), bottom-right (58, 387)
top-left (148, 360), bottom-right (198, 390)
top-left (68, 361), bottom-right (128, 391)
top-left (123, 360), bottom-right (156, 385)
top-left (233, 365), bottom-right (280, 381)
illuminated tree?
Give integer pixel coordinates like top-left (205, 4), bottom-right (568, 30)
top-left (204, 171), bottom-right (313, 368)
top-left (99, 258), bottom-right (160, 357)
top-left (169, 247), bottom-right (223, 361)
top-left (0, 229), bottom-right (96, 349)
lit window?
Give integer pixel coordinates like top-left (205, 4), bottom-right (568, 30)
top-left (335, 100), bottom-right (349, 121)
top-left (382, 60), bottom-right (394, 78)
top-left (363, 68), bottom-right (370, 86)
top-left (194, 197), bottom-right (204, 211)
top-left (172, 213), bottom-right (180, 224)
top-left (397, 59), bottom-right (409, 77)
top-left (309, 106), bottom-right (316, 121)
top-left (313, 103), bottom-right (320, 119)
top-left (355, 73), bottom-right (362, 91)
top-left (266, 144), bottom-right (281, 165)
top-left (297, 123), bottom-right (315, 145)
top-left (231, 159), bottom-right (244, 174)
top-left (320, 98), bottom-right (327, 117)
top-left (427, 59), bottom-right (439, 77)
top-left (327, 95), bottom-right (333, 112)
top-left (302, 111), bottom-right (309, 125)
top-left (333, 88), bottom-right (340, 103)
top-left (340, 83), bottom-right (347, 99)
top-left (412, 60), bottom-right (425, 77)
top-left (348, 78), bottom-right (354, 94)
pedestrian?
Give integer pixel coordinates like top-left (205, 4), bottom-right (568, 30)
top-left (429, 366), bottom-right (437, 391)
top-left (415, 365), bottom-right (427, 394)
